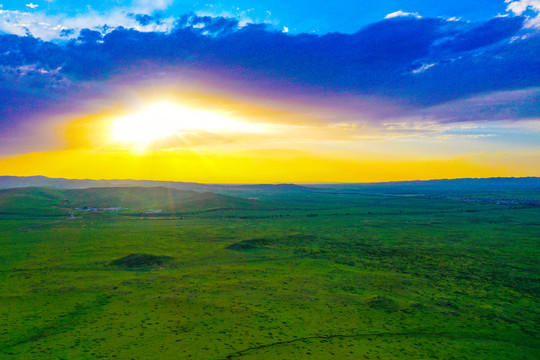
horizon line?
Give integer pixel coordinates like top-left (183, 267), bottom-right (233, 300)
top-left (1, 174), bottom-right (539, 186)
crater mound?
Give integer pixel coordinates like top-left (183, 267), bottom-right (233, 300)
top-left (225, 238), bottom-right (273, 251)
top-left (367, 296), bottom-right (399, 312)
top-left (110, 253), bottom-right (174, 268)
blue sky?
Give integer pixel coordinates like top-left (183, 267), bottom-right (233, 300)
top-left (0, 0), bottom-right (527, 34)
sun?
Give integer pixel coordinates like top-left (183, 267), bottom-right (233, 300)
top-left (110, 102), bottom-right (264, 147)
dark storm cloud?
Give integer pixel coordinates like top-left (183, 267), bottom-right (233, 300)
top-left (406, 34), bottom-right (540, 104)
top-left (128, 13), bottom-right (165, 27)
top-left (0, 34), bottom-right (63, 69)
top-left (0, 13), bottom-right (538, 128)
top-left (59, 29), bottom-right (76, 37)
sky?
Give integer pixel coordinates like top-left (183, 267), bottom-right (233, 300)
top-left (0, 0), bottom-right (539, 183)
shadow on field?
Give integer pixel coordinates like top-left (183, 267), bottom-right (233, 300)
top-left (109, 254), bottom-right (175, 269)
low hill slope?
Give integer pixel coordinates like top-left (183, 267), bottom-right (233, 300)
top-left (0, 187), bottom-right (67, 215)
top-left (64, 186), bottom-right (270, 212)
top-left (0, 186), bottom-right (270, 215)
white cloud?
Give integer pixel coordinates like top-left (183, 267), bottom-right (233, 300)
top-left (435, 134), bottom-right (495, 140)
top-left (412, 63), bottom-right (436, 74)
top-left (193, 3), bottom-right (282, 29)
top-left (133, 0), bottom-right (173, 14)
top-left (0, 6), bottom-right (177, 41)
top-left (282, 26), bottom-right (289, 33)
top-left (505, 0), bottom-right (540, 15)
top-left (384, 10), bottom-right (421, 19)
top-left (506, 0), bottom-right (540, 27)
top-left (25, 3), bottom-right (38, 9)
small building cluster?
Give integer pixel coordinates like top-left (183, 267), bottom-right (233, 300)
top-left (75, 207), bottom-right (125, 212)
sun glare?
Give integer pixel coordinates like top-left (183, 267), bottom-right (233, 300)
top-left (110, 102), bottom-right (264, 147)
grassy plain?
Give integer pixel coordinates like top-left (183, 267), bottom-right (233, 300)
top-left (0, 188), bottom-right (539, 359)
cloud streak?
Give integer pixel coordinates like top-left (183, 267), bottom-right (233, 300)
top-left (384, 10), bottom-right (421, 19)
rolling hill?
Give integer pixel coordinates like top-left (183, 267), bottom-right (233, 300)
top-left (0, 187), bottom-right (68, 215)
top-left (0, 186), bottom-right (271, 215)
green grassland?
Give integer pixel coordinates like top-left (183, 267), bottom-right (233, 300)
top-left (0, 187), bottom-right (539, 359)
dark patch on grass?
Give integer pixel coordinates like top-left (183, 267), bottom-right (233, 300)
top-left (225, 238), bottom-right (272, 251)
top-left (226, 242), bottom-right (261, 251)
top-left (410, 302), bottom-right (428, 310)
top-left (226, 235), bottom-right (323, 252)
top-left (367, 296), bottom-right (399, 312)
top-left (435, 299), bottom-right (460, 310)
top-left (110, 253), bottom-right (175, 268)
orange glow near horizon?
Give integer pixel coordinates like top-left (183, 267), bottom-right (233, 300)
top-left (2, 89), bottom-right (539, 183)
top-left (0, 147), bottom-right (536, 184)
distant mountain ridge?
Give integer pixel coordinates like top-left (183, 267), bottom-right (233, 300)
top-left (0, 176), bottom-right (205, 191)
top-left (0, 175), bottom-right (539, 194)
top-left (316, 177), bottom-right (540, 193)
top-left (0, 176), bottom-right (317, 195)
